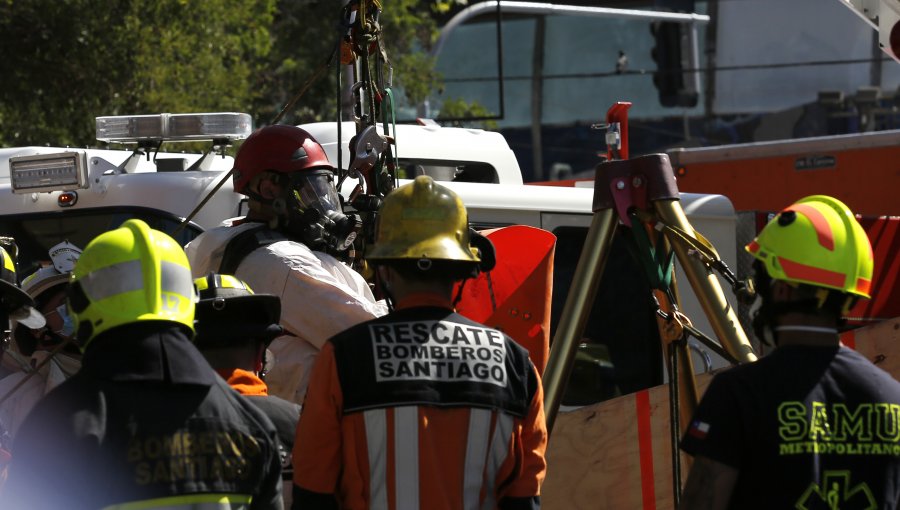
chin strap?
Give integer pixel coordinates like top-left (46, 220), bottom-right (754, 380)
top-left (773, 325), bottom-right (839, 334)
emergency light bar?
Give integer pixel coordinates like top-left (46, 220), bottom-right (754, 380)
top-left (95, 112), bottom-right (252, 143)
top-left (10, 152), bottom-right (88, 194)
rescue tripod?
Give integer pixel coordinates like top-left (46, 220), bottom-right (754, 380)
top-left (542, 103), bottom-right (758, 505)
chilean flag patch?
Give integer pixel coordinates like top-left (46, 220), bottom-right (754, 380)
top-left (688, 420), bottom-right (710, 439)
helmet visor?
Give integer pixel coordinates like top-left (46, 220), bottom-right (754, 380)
top-left (290, 171), bottom-right (342, 218)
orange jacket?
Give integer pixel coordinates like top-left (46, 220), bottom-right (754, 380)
top-left (292, 307), bottom-right (548, 510)
top-left (218, 368), bottom-right (269, 396)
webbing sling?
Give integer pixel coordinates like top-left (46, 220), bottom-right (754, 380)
top-left (218, 224), bottom-right (287, 275)
top-left (627, 211), bottom-right (675, 293)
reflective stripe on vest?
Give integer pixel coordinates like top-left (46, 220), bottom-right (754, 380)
top-left (101, 493), bottom-right (252, 510)
top-left (363, 406), bottom-right (515, 510)
top-left (79, 260), bottom-right (193, 302)
top-left (482, 413), bottom-right (514, 510)
top-left (365, 408), bottom-right (389, 510)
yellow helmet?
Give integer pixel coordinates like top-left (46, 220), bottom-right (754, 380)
top-left (367, 175), bottom-right (481, 266)
top-left (193, 273), bottom-right (282, 348)
top-left (746, 195), bottom-right (873, 298)
top-left (0, 246), bottom-right (45, 329)
top-left (67, 219), bottom-right (196, 347)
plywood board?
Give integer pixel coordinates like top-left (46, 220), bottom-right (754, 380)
top-left (542, 317), bottom-right (900, 510)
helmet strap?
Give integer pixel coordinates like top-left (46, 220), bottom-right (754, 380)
top-left (451, 278), bottom-right (469, 309)
top-left (374, 266), bottom-right (396, 313)
top-left (774, 325), bottom-right (838, 335)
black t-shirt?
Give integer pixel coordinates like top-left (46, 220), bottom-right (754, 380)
top-left (681, 345), bottom-right (900, 509)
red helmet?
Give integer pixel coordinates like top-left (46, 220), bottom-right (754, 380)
top-left (232, 125), bottom-right (333, 195)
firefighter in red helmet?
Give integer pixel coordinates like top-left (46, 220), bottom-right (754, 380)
top-left (186, 125), bottom-right (387, 405)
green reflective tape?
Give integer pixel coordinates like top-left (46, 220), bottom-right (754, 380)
top-left (102, 493), bottom-right (252, 510)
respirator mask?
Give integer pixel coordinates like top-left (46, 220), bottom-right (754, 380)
top-left (275, 170), bottom-right (361, 254)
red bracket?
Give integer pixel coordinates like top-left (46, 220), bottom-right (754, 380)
top-left (605, 102), bottom-right (632, 161)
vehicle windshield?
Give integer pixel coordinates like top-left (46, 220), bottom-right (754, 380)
top-left (0, 207), bottom-right (203, 280)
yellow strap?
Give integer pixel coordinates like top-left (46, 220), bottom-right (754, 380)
top-left (102, 493), bottom-right (252, 510)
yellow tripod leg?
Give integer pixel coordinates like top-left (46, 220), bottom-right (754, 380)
top-left (654, 199), bottom-right (757, 364)
top-left (543, 207), bottom-right (617, 434)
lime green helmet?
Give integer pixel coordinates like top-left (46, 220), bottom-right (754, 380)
top-left (746, 195), bottom-right (873, 299)
top-left (367, 175), bottom-right (481, 266)
top-left (67, 219), bottom-right (196, 347)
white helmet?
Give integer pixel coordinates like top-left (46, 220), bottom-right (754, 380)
top-left (21, 241), bottom-right (81, 298)
top-left (12, 241), bottom-right (82, 354)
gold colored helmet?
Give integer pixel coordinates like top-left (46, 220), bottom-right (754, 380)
top-left (367, 176), bottom-right (481, 267)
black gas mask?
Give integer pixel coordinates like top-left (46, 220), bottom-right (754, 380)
top-left (273, 169), bottom-right (361, 254)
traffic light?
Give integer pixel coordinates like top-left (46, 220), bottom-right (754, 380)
top-left (650, 21), bottom-right (698, 108)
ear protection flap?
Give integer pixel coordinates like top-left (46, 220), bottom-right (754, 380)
top-left (469, 229), bottom-right (496, 272)
top-left (67, 281), bottom-right (89, 314)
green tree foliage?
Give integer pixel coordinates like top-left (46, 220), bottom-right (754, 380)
top-left (0, 0), bottom-right (481, 147)
top-left (438, 98), bottom-right (498, 130)
top-left (0, 0), bottom-right (275, 147)
top-left (258, 0), bottom-right (444, 126)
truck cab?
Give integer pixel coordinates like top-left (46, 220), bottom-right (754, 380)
top-left (0, 114), bottom-right (743, 406)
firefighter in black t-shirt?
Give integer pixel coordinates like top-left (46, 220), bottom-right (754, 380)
top-left (680, 195), bottom-right (900, 509)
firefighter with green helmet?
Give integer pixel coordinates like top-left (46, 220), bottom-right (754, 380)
top-left (292, 176), bottom-right (548, 509)
top-left (680, 195), bottom-right (900, 508)
top-left (0, 243), bottom-right (45, 353)
top-left (4, 219), bottom-right (285, 509)
top-left (0, 241), bottom-right (45, 490)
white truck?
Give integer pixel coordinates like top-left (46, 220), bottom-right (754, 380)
top-left (0, 112), bottom-right (744, 406)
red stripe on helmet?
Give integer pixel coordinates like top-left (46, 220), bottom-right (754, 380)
top-left (779, 257), bottom-right (846, 289)
top-left (855, 277), bottom-right (871, 296)
top-left (746, 240), bottom-right (760, 254)
top-left (787, 203), bottom-right (835, 251)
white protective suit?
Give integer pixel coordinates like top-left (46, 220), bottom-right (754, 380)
top-left (0, 350), bottom-right (81, 440)
top-left (185, 221), bottom-right (388, 404)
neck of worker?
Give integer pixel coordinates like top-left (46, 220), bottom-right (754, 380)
top-left (382, 266), bottom-right (455, 311)
top-left (774, 311), bottom-right (841, 348)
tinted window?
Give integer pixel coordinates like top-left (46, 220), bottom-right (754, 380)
top-left (397, 159), bottom-right (498, 184)
top-left (0, 207), bottom-right (203, 280)
top-left (550, 226), bottom-right (663, 405)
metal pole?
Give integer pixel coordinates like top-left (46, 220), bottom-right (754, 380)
top-left (654, 199), bottom-right (757, 364)
top-left (543, 207), bottom-right (617, 434)
top-left (530, 16), bottom-right (545, 181)
top-left (433, 1), bottom-right (710, 59)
